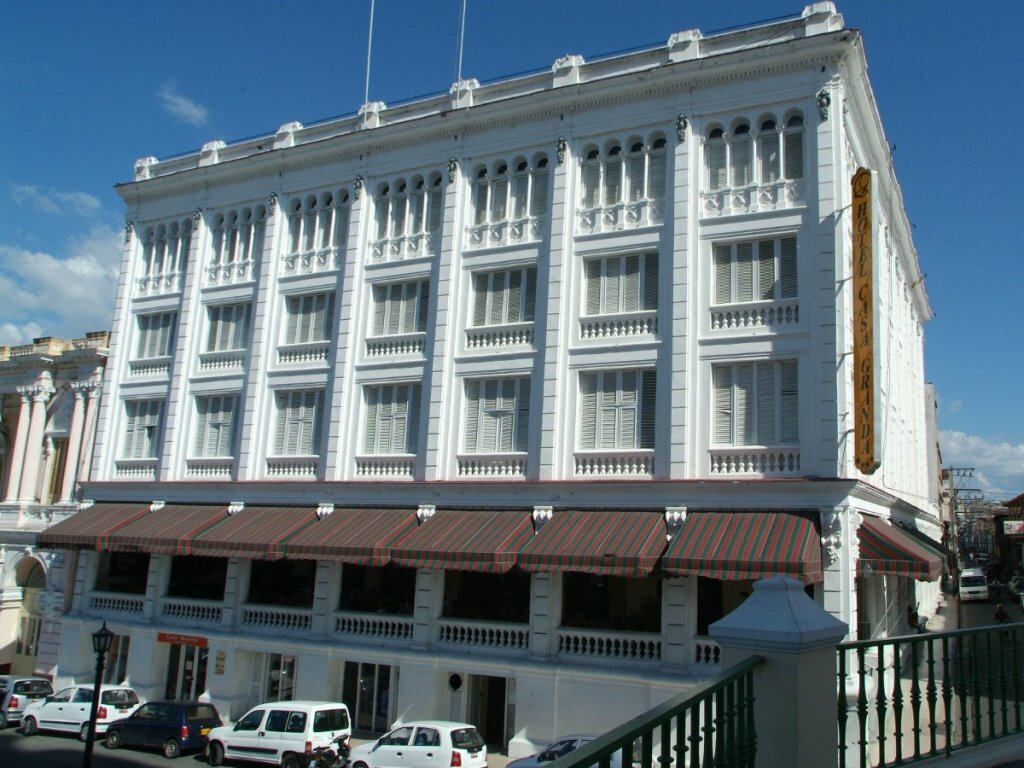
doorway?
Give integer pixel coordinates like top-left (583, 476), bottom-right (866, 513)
top-left (164, 642), bottom-right (209, 699)
top-left (467, 675), bottom-right (512, 749)
top-left (342, 661), bottom-right (396, 734)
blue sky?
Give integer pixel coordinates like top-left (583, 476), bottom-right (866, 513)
top-left (2, 1), bottom-right (1021, 499)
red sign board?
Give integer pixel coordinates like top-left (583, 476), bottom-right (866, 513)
top-left (157, 632), bottom-right (208, 647)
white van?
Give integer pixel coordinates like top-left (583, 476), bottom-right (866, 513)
top-left (959, 567), bottom-right (990, 602)
top-left (205, 700), bottom-right (351, 768)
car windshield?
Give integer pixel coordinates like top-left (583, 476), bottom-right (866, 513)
top-left (101, 689), bottom-right (140, 706)
top-left (14, 680), bottom-right (53, 696)
top-left (452, 728), bottom-right (485, 750)
top-left (961, 576), bottom-right (986, 588)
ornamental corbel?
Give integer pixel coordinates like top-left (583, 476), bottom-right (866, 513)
top-left (676, 114), bottom-right (688, 142)
top-left (447, 157), bottom-right (459, 184)
top-left (228, 501), bottom-right (245, 515)
top-left (817, 88), bottom-right (831, 122)
top-left (124, 221), bottom-right (134, 244)
top-left (193, 208), bottom-right (203, 224)
top-left (665, 506), bottom-right (687, 539)
top-left (316, 502), bottom-right (334, 519)
top-left (556, 137), bottom-right (567, 166)
top-left (533, 506), bottom-right (553, 532)
top-left (267, 192), bottom-right (278, 213)
top-left (417, 504), bottom-right (436, 523)
top-left (353, 175), bottom-right (364, 201)
top-left (820, 506), bottom-right (844, 567)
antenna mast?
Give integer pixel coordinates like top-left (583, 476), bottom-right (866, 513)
top-left (364, 0), bottom-right (376, 104)
top-left (455, 0), bottom-right (467, 83)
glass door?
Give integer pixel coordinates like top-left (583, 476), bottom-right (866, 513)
top-left (165, 643), bottom-right (209, 699)
top-left (343, 661), bottom-right (395, 733)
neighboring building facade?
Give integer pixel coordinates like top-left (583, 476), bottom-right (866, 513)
top-left (0, 333), bottom-right (108, 674)
top-left (39, 3), bottom-right (945, 749)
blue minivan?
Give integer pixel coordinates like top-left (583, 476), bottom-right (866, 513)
top-left (104, 700), bottom-right (222, 759)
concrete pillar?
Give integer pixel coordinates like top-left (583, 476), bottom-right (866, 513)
top-left (59, 384), bottom-right (89, 502)
top-left (78, 383), bottom-right (101, 485)
top-left (17, 384), bottom-right (53, 502)
top-left (710, 576), bottom-right (848, 768)
top-left (3, 392), bottom-right (32, 501)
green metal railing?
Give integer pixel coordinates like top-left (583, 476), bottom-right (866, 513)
top-left (837, 622), bottom-right (1024, 767)
top-left (546, 656), bottom-right (764, 768)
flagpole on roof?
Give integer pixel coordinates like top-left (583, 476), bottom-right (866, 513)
top-left (364, 0), bottom-right (376, 104)
top-left (455, 0), bottom-right (467, 83)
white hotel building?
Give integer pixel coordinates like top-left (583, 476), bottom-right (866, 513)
top-left (40, 3), bottom-right (947, 749)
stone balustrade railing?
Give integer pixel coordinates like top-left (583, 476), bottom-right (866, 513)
top-left (557, 627), bottom-right (662, 662)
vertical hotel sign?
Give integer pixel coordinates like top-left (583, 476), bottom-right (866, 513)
top-left (852, 167), bottom-right (880, 473)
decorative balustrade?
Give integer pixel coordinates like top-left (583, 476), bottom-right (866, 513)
top-left (128, 358), bottom-right (171, 378)
top-left (709, 448), bottom-right (801, 475)
top-left (136, 272), bottom-right (183, 296)
top-left (710, 300), bottom-right (799, 330)
top-left (277, 341), bottom-right (330, 365)
top-left (579, 311), bottom-right (657, 340)
top-left (198, 350), bottom-right (246, 372)
top-left (465, 323), bottom-right (534, 350)
top-left (577, 198), bottom-right (663, 236)
top-left (365, 333), bottom-right (425, 358)
top-left (265, 456), bottom-right (319, 478)
top-left (700, 179), bottom-right (805, 217)
top-left (185, 457), bottom-right (234, 479)
top-left (241, 604), bottom-right (313, 633)
top-left (206, 259), bottom-right (255, 285)
top-left (557, 627), bottom-right (662, 662)
top-left (90, 591), bottom-right (145, 616)
top-left (437, 618), bottom-right (529, 653)
top-left (160, 597), bottom-right (224, 625)
top-left (692, 636), bottom-right (721, 667)
top-left (354, 456), bottom-right (416, 479)
top-left (574, 451), bottom-right (654, 477)
top-left (464, 216), bottom-right (545, 250)
top-left (368, 233), bottom-right (436, 264)
top-left (114, 459), bottom-right (158, 480)
top-left (333, 611), bottom-right (414, 642)
top-left (281, 248), bottom-right (339, 276)
top-left (457, 453), bottom-right (527, 478)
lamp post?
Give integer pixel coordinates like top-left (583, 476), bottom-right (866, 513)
top-left (82, 622), bottom-right (114, 768)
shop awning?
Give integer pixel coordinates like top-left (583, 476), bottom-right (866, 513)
top-left (282, 508), bottom-right (419, 565)
top-left (660, 511), bottom-right (824, 583)
top-left (189, 506), bottom-right (319, 561)
top-left (517, 510), bottom-right (666, 577)
top-left (103, 505), bottom-right (228, 555)
top-left (857, 516), bottom-right (942, 581)
top-left (891, 522), bottom-right (955, 568)
top-left (36, 503), bottom-right (152, 551)
top-left (388, 510), bottom-right (535, 573)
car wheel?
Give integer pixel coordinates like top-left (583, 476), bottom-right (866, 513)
top-left (21, 716), bottom-right (38, 736)
top-left (79, 723), bottom-right (93, 742)
top-left (281, 754), bottom-right (301, 768)
top-left (163, 738), bottom-right (182, 759)
top-left (105, 729), bottom-right (123, 749)
top-left (208, 741), bottom-right (225, 766)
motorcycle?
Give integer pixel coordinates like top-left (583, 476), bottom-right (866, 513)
top-left (310, 733), bottom-right (351, 768)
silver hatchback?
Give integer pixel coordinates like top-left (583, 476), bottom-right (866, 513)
top-left (0, 675), bottom-right (53, 729)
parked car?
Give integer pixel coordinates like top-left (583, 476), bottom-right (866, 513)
top-left (104, 699), bottom-right (222, 758)
top-left (205, 700), bottom-right (351, 768)
top-left (348, 721), bottom-right (487, 768)
top-left (20, 683), bottom-right (142, 741)
top-left (1009, 576), bottom-right (1024, 596)
top-left (507, 735), bottom-right (598, 768)
top-left (0, 675), bottom-right (53, 729)
top-left (959, 567), bottom-right (990, 602)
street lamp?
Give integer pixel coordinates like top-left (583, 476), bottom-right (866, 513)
top-left (82, 622), bottom-right (114, 768)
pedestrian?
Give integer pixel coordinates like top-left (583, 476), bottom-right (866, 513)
top-left (994, 603), bottom-right (1010, 625)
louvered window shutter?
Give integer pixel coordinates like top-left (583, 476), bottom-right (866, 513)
top-left (288, 213), bottom-right (302, 254)
top-left (623, 255), bottom-right (641, 312)
top-left (604, 157), bottom-right (622, 205)
top-left (310, 390), bottom-right (324, 455)
top-left (407, 384), bottom-right (422, 453)
top-left (714, 245), bottom-right (733, 305)
top-left (488, 272), bottom-right (508, 326)
top-left (473, 273), bottom-right (489, 327)
top-left (216, 396), bottom-right (235, 456)
top-left (512, 172), bottom-right (529, 220)
top-left (524, 267), bottom-right (537, 322)
top-left (387, 285), bottom-right (402, 335)
top-left (464, 380), bottom-right (481, 452)
top-left (784, 128), bottom-right (804, 180)
top-left (285, 297), bottom-right (300, 344)
top-left (474, 180), bottom-right (489, 226)
top-left (780, 361), bottom-right (799, 443)
top-left (508, 269), bottom-right (523, 323)
top-left (274, 392), bottom-right (289, 455)
top-left (735, 365), bottom-right (755, 446)
top-left (582, 161), bottom-right (600, 208)
top-left (619, 370), bottom-right (639, 449)
top-left (492, 177), bottom-right (508, 222)
top-left (736, 243), bottom-right (754, 303)
top-left (515, 378), bottom-right (530, 451)
top-left (416, 280), bottom-right (430, 332)
top-left (605, 257), bottom-right (622, 313)
top-left (427, 186), bottom-right (442, 232)
top-left (780, 237), bottom-right (798, 298)
top-left (409, 192), bottom-right (424, 235)
top-left (400, 282), bottom-right (417, 334)
top-left (206, 307), bottom-right (220, 351)
top-left (585, 259), bottom-right (602, 316)
top-left (643, 253), bottom-right (659, 311)
top-left (373, 286), bottom-right (387, 336)
top-left (195, 398), bottom-right (210, 456)
top-left (124, 403), bottom-right (139, 458)
top-left (708, 140), bottom-right (727, 190)
top-left (640, 370), bottom-right (657, 449)
top-left (628, 154), bottom-right (645, 202)
top-left (391, 194), bottom-right (407, 239)
top-left (760, 132), bottom-right (780, 183)
top-left (579, 372), bottom-right (598, 450)
top-left (731, 134), bottom-right (752, 186)
top-left (333, 204), bottom-right (349, 250)
top-left (758, 240), bottom-right (777, 300)
top-left (530, 166), bottom-right (548, 217)
top-left (364, 387), bottom-right (380, 453)
top-left (600, 374), bottom-right (618, 450)
top-left (756, 363), bottom-right (777, 445)
top-left (378, 386), bottom-right (395, 454)
top-left (648, 149), bottom-right (666, 199)
top-left (375, 198), bottom-right (389, 241)
top-left (319, 205), bottom-right (334, 250)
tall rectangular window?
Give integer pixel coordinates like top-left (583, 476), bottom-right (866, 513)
top-left (472, 266), bottom-right (537, 326)
top-left (273, 390), bottom-right (324, 456)
top-left (136, 312), bottom-right (176, 359)
top-left (579, 370), bottom-right (656, 450)
top-left (585, 253), bottom-right (658, 315)
top-left (713, 361), bottom-right (798, 446)
top-left (284, 293), bottom-right (334, 345)
top-left (713, 236), bottom-right (797, 304)
top-left (207, 303), bottom-right (251, 352)
top-left (372, 281), bottom-right (429, 335)
top-left (463, 378), bottom-right (530, 453)
top-left (363, 383), bottom-right (422, 454)
top-left (194, 394), bottom-right (238, 457)
top-left (123, 399), bottom-right (163, 459)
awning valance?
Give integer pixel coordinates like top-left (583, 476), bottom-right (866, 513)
top-left (857, 516), bottom-right (942, 581)
top-left (104, 505), bottom-right (227, 555)
top-left (282, 508), bottom-right (419, 565)
top-left (660, 511), bottom-right (824, 584)
top-left (36, 503), bottom-right (152, 551)
top-left (517, 510), bottom-right (666, 577)
top-left (388, 510), bottom-right (534, 573)
top-left (189, 506), bottom-right (319, 561)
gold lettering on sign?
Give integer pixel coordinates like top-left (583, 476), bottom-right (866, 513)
top-left (852, 168), bottom-right (879, 474)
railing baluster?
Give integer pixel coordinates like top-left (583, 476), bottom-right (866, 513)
top-left (909, 636), bottom-right (922, 759)
top-left (1013, 627), bottom-right (1023, 732)
top-left (857, 645), bottom-right (870, 767)
top-left (956, 632), bottom-right (969, 746)
top-left (875, 640), bottom-right (889, 766)
top-left (925, 635), bottom-right (938, 756)
top-left (892, 637), bottom-right (904, 764)
top-left (837, 648), bottom-right (848, 768)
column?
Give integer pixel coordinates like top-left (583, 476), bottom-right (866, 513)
top-left (77, 383), bottom-right (102, 486)
top-left (59, 383), bottom-right (89, 502)
top-left (3, 390), bottom-right (33, 501)
top-left (18, 384), bottom-right (54, 501)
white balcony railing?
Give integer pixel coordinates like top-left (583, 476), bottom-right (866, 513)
top-left (577, 198), bottom-right (663, 236)
top-left (574, 450), bottom-right (654, 477)
top-left (277, 341), bottom-right (330, 365)
top-left (281, 248), bottom-right (340, 276)
top-left (128, 358), bottom-right (171, 378)
top-left (692, 636), bottom-right (721, 668)
top-left (136, 272), bottom-right (183, 296)
top-left (709, 447), bottom-right (801, 475)
top-left (457, 453), bottom-right (528, 478)
top-left (354, 456), bottom-right (416, 479)
top-left (241, 604), bottom-right (313, 633)
top-left (333, 611), bottom-right (414, 642)
top-left (160, 597), bottom-right (224, 625)
top-left (700, 179), bottom-right (805, 218)
top-left (579, 311), bottom-right (657, 340)
top-left (558, 627), bottom-right (662, 662)
top-left (368, 232), bottom-right (438, 264)
top-left (437, 618), bottom-right (529, 653)
top-left (114, 459), bottom-right (158, 480)
top-left (465, 322), bottom-right (534, 350)
top-left (464, 216), bottom-right (546, 250)
top-left (710, 299), bottom-right (799, 331)
top-left (265, 456), bottom-right (319, 478)
top-left (89, 591), bottom-right (145, 616)
top-left (206, 259), bottom-right (256, 286)
top-left (365, 332), bottom-right (425, 358)
top-left (185, 457), bottom-right (234, 479)
top-left (198, 349), bottom-right (246, 372)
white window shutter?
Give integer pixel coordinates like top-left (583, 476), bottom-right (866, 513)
top-left (780, 361), bottom-right (799, 443)
top-left (759, 132), bottom-right (780, 183)
top-left (579, 372), bottom-right (597, 450)
top-left (628, 154), bottom-right (645, 202)
top-left (530, 166), bottom-right (548, 217)
top-left (524, 267), bottom-right (537, 322)
top-left (585, 259), bottom-right (602, 316)
top-left (373, 285), bottom-right (387, 335)
top-left (643, 253), bottom-right (658, 311)
top-left (758, 240), bottom-right (777, 300)
top-left (582, 161), bottom-right (600, 208)
top-left (780, 237), bottom-right (798, 298)
top-left (731, 135), bottom-right (752, 186)
top-left (407, 384), bottom-right (422, 453)
top-left (600, 374), bottom-right (618, 450)
top-left (363, 387), bottom-right (380, 453)
top-left (623, 254), bottom-right (641, 313)
top-left (416, 280), bottom-right (430, 331)
top-left (784, 129), bottom-right (804, 180)
top-left (464, 380), bottom-right (481, 452)
top-left (427, 187), bottom-right (442, 232)
top-left (604, 158), bottom-right (622, 205)
top-left (515, 378), bottom-right (530, 452)
top-left (606, 257), bottom-right (622, 313)
top-left (285, 297), bottom-right (300, 344)
top-left (756, 363), bottom-right (777, 445)
top-left (640, 370), bottom-right (657, 449)
top-left (707, 140), bottom-right (726, 190)
top-left (648, 149), bottom-right (666, 200)
top-left (195, 398), bottom-right (210, 456)
top-left (507, 269), bottom-right (523, 323)
top-left (714, 244), bottom-right (732, 305)
top-left (488, 271), bottom-right (508, 326)
top-left (735, 364), bottom-right (754, 446)
top-left (736, 242), bottom-right (754, 303)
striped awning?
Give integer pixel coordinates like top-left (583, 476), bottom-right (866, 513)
top-left (189, 506), bottom-right (319, 561)
top-left (36, 503), bottom-right (152, 551)
top-left (103, 505), bottom-right (227, 555)
top-left (857, 516), bottom-right (942, 581)
top-left (388, 510), bottom-right (535, 573)
top-left (891, 522), bottom-right (955, 568)
top-left (282, 508), bottom-right (419, 565)
top-left (517, 510), bottom-right (667, 577)
top-left (660, 511), bottom-right (824, 583)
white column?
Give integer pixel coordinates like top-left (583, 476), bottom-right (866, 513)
top-left (78, 383), bottom-right (102, 486)
top-left (18, 384), bottom-right (54, 501)
top-left (3, 390), bottom-right (33, 501)
top-left (59, 384), bottom-right (89, 502)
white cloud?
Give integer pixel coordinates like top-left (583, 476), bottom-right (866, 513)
top-left (157, 81), bottom-right (210, 127)
top-left (940, 429), bottom-right (1024, 500)
top-left (11, 184), bottom-right (102, 217)
top-left (0, 225), bottom-right (122, 342)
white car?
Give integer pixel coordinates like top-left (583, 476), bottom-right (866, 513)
top-left (349, 721), bottom-right (487, 768)
top-left (21, 683), bottom-right (142, 741)
top-left (507, 736), bottom-right (598, 768)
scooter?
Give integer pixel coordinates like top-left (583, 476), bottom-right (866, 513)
top-left (310, 733), bottom-right (351, 768)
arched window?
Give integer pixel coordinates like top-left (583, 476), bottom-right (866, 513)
top-left (730, 123), bottom-right (752, 187)
top-left (707, 128), bottom-right (727, 190)
top-left (758, 119), bottom-right (780, 183)
top-left (783, 115), bottom-right (804, 180)
top-left (139, 217), bottom-right (190, 292)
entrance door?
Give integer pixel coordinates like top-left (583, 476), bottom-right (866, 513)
top-left (165, 644), bottom-right (209, 699)
top-left (343, 661), bottom-right (395, 733)
top-left (466, 675), bottom-right (510, 749)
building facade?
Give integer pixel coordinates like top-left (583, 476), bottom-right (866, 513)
top-left (40, 3), bottom-right (945, 749)
top-left (0, 333), bottom-right (108, 675)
